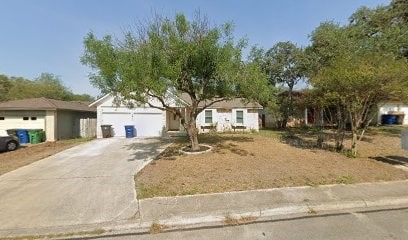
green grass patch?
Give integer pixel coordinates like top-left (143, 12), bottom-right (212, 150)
top-left (367, 125), bottom-right (408, 136)
top-left (59, 137), bottom-right (94, 144)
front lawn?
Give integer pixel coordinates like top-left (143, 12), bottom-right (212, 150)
top-left (135, 128), bottom-right (408, 198)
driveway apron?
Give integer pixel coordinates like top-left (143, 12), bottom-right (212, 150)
top-left (0, 138), bottom-right (168, 231)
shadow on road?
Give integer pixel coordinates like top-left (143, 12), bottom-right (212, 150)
top-left (371, 155), bottom-right (408, 166)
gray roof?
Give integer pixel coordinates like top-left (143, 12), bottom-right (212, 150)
top-left (0, 98), bottom-right (96, 112)
top-left (179, 93), bottom-right (262, 109)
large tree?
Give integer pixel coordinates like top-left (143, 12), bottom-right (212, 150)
top-left (311, 52), bottom-right (408, 155)
top-left (0, 75), bottom-right (12, 101)
top-left (250, 42), bottom-right (305, 127)
top-left (307, 1), bottom-right (408, 156)
top-left (82, 13), bottom-right (270, 150)
top-left (0, 73), bottom-right (94, 102)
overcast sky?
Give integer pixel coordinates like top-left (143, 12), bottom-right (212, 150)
top-left (0, 0), bottom-right (390, 97)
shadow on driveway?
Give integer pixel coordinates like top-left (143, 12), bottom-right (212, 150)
top-left (124, 138), bottom-right (173, 162)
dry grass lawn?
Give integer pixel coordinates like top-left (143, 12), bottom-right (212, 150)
top-left (136, 127), bottom-right (408, 198)
top-left (0, 138), bottom-right (92, 176)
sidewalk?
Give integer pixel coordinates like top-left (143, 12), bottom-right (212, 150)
top-left (1, 180), bottom-right (408, 238)
top-left (137, 180), bottom-right (408, 227)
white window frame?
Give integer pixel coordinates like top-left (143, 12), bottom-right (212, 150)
top-left (204, 109), bottom-right (213, 124)
top-left (236, 110), bottom-right (244, 124)
top-left (233, 109), bottom-right (246, 125)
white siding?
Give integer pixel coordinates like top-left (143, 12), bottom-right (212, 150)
top-left (216, 110), bottom-right (232, 132)
top-left (0, 110), bottom-right (46, 136)
top-left (196, 108), bottom-right (259, 133)
top-left (96, 95), bottom-right (166, 138)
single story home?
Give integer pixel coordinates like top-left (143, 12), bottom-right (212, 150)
top-left (90, 93), bottom-right (262, 138)
top-left (377, 101), bottom-right (408, 125)
top-left (0, 97), bottom-right (97, 141)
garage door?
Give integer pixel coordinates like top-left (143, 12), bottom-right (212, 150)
top-left (133, 113), bottom-right (163, 137)
top-left (0, 116), bottom-right (45, 135)
top-left (101, 112), bottom-right (163, 137)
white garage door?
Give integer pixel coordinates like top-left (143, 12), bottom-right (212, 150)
top-left (101, 112), bottom-right (163, 137)
top-left (0, 116), bottom-right (45, 136)
top-left (133, 113), bottom-right (164, 137)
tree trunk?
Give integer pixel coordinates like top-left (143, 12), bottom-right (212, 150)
top-left (351, 129), bottom-right (358, 157)
top-left (184, 115), bottom-right (200, 151)
top-left (349, 112), bottom-right (358, 157)
top-left (334, 106), bottom-right (345, 152)
top-left (282, 84), bottom-right (294, 129)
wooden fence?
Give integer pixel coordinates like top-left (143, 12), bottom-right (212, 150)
top-left (79, 118), bottom-right (97, 138)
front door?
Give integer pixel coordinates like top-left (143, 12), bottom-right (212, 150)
top-left (168, 112), bottom-right (180, 131)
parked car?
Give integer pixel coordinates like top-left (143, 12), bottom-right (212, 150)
top-left (0, 136), bottom-right (19, 152)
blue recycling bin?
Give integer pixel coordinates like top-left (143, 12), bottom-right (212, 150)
top-left (124, 125), bottom-right (135, 138)
top-left (16, 129), bottom-right (29, 144)
top-left (381, 114), bottom-right (397, 125)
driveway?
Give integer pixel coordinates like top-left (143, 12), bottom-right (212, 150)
top-left (0, 138), bottom-right (169, 234)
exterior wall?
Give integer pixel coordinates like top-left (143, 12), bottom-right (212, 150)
top-left (216, 109), bottom-right (233, 132)
top-left (56, 110), bottom-right (97, 140)
top-left (246, 109), bottom-right (260, 130)
top-left (56, 110), bottom-right (75, 140)
top-left (196, 108), bottom-right (260, 133)
top-left (45, 110), bottom-right (57, 141)
top-left (166, 110), bottom-right (182, 131)
top-left (93, 94), bottom-right (262, 137)
top-left (96, 96), bottom-right (166, 138)
top-left (0, 110), bottom-right (46, 136)
top-left (0, 110), bottom-right (95, 141)
top-left (378, 102), bottom-right (408, 125)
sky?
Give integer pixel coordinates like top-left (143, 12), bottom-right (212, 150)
top-left (0, 0), bottom-right (390, 97)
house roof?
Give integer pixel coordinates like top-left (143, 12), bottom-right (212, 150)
top-left (179, 93), bottom-right (262, 109)
top-left (89, 93), bottom-right (111, 107)
top-left (0, 97), bottom-right (96, 112)
top-left (90, 92), bottom-right (262, 109)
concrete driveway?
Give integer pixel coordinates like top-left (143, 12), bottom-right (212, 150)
top-left (0, 137), bottom-right (169, 234)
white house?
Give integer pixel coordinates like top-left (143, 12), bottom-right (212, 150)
top-left (90, 93), bottom-right (262, 138)
top-left (377, 101), bottom-right (408, 125)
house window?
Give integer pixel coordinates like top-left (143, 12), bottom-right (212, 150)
top-left (236, 110), bottom-right (244, 124)
top-left (205, 110), bottom-right (213, 124)
top-left (23, 117), bottom-right (29, 120)
top-left (0, 117), bottom-right (4, 120)
top-left (31, 117), bottom-right (37, 120)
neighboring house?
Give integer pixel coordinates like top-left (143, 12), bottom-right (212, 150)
top-left (0, 97), bottom-right (97, 141)
top-left (377, 101), bottom-right (408, 125)
top-left (90, 93), bottom-right (262, 138)
top-left (261, 90), bottom-right (310, 128)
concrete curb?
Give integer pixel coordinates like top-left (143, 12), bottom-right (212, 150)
top-left (135, 180), bottom-right (408, 229)
top-left (1, 180), bottom-right (408, 238)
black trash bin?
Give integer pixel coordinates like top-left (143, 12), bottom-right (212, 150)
top-left (101, 125), bottom-right (112, 138)
top-left (396, 114), bottom-right (405, 125)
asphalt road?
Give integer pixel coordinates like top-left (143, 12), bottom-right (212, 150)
top-left (97, 207), bottom-right (408, 240)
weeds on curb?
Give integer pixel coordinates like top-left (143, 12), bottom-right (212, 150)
top-left (149, 223), bottom-right (167, 234)
top-left (223, 215), bottom-right (258, 225)
top-left (307, 208), bottom-right (318, 214)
